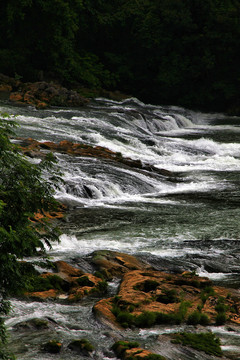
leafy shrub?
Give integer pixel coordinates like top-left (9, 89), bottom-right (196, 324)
top-left (187, 311), bottom-right (210, 326)
top-left (134, 311), bottom-right (157, 328)
top-left (76, 276), bottom-right (95, 287)
top-left (187, 311), bottom-right (201, 325)
top-left (215, 312), bottom-right (227, 326)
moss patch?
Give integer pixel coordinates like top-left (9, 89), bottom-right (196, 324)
top-left (171, 332), bottom-right (222, 357)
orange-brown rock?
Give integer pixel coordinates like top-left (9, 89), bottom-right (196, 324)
top-left (125, 348), bottom-right (155, 359)
top-left (68, 273), bottom-right (103, 302)
top-left (0, 84), bottom-right (12, 92)
top-left (94, 269), bottom-right (240, 328)
top-left (94, 298), bottom-right (122, 330)
top-left (9, 92), bottom-right (24, 102)
top-left (112, 341), bottom-right (166, 360)
top-left (9, 81), bottom-right (88, 108)
top-left (26, 289), bottom-right (59, 300)
top-left (90, 250), bottom-right (152, 279)
top-left (25, 262), bottom-right (105, 302)
top-left (55, 260), bottom-right (84, 281)
top-left (18, 138), bottom-right (177, 180)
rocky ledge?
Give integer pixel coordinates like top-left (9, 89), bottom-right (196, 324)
top-left (0, 73), bottom-right (88, 108)
top-left (16, 250), bottom-right (240, 359)
top-left (18, 137), bottom-right (180, 181)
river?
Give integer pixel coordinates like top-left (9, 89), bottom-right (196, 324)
top-left (1, 98), bottom-right (240, 359)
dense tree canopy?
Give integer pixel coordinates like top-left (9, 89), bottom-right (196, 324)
top-left (0, 0), bottom-right (240, 111)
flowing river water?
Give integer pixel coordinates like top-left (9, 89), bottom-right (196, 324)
top-left (1, 98), bottom-right (240, 359)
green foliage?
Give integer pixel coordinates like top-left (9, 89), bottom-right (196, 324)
top-left (157, 289), bottom-right (179, 304)
top-left (187, 311), bottom-right (210, 326)
top-left (76, 276), bottom-right (95, 287)
top-left (68, 338), bottom-right (94, 352)
top-left (200, 286), bottom-right (216, 304)
top-left (0, 114), bottom-right (61, 357)
top-left (135, 280), bottom-right (159, 292)
top-left (172, 332), bottom-right (222, 357)
top-left (215, 312), bottom-right (227, 326)
top-left (112, 300), bottom-right (191, 328)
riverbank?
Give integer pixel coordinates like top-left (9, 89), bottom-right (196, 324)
top-left (0, 73), bottom-right (129, 110)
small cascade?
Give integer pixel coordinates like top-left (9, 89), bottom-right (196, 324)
top-left (1, 97), bottom-right (240, 360)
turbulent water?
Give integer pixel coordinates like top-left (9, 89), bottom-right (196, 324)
top-left (1, 98), bottom-right (240, 359)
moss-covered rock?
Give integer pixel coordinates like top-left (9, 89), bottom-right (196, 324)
top-left (43, 340), bottom-right (62, 354)
top-left (94, 269), bottom-right (240, 329)
top-left (112, 341), bottom-right (166, 360)
top-left (68, 338), bottom-right (94, 355)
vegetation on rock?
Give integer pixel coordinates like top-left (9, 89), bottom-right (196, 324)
top-left (171, 332), bottom-right (222, 357)
top-left (68, 338), bottom-right (94, 354)
top-left (112, 341), bottom-right (166, 360)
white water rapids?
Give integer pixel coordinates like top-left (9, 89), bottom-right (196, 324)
top-left (1, 97), bottom-right (240, 359)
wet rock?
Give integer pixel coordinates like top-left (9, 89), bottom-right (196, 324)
top-left (13, 318), bottom-right (49, 331)
top-left (55, 260), bottom-right (84, 281)
top-left (112, 341), bottom-right (166, 360)
top-left (89, 250), bottom-right (152, 279)
top-left (24, 261), bottom-right (107, 302)
top-left (18, 138), bottom-right (178, 181)
top-left (68, 338), bottom-right (94, 355)
top-left (152, 334), bottom-right (229, 360)
top-left (43, 339), bottom-right (62, 353)
top-left (67, 273), bottom-right (105, 301)
top-left (0, 73), bottom-right (88, 108)
top-left (26, 289), bottom-right (60, 300)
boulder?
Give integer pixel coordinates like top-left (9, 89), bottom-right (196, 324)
top-left (112, 341), bottom-right (166, 360)
top-left (43, 340), bottom-right (62, 354)
top-left (68, 338), bottom-right (94, 355)
top-left (89, 250), bottom-right (152, 279)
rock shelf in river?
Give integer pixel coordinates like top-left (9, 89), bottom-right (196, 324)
top-left (13, 250), bottom-right (240, 359)
top-left (18, 137), bottom-right (180, 180)
top-left (22, 251), bottom-right (240, 329)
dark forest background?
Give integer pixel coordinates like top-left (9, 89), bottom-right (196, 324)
top-left (1, 0), bottom-right (240, 112)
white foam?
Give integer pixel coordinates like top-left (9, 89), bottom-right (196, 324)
top-left (196, 266), bottom-right (232, 280)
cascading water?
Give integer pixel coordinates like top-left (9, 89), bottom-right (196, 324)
top-left (1, 97), bottom-right (240, 359)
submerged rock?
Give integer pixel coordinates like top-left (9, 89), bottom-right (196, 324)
top-left (13, 318), bottom-right (50, 331)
